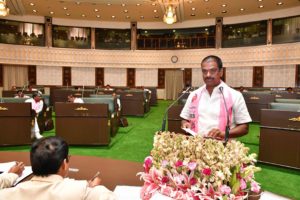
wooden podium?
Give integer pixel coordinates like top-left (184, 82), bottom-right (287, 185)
top-left (168, 105), bottom-right (184, 134)
top-left (55, 103), bottom-right (111, 145)
top-left (259, 109), bottom-right (300, 169)
top-left (0, 103), bottom-right (32, 146)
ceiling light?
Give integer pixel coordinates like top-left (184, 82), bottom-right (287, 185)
top-left (222, 4), bottom-right (227, 7)
top-left (96, 15), bottom-right (100, 18)
top-left (277, 2), bottom-right (283, 5)
top-left (111, 15), bottom-right (115, 19)
top-left (259, 5), bottom-right (264, 8)
top-left (188, 0), bottom-right (193, 3)
top-left (240, 8), bottom-right (245, 11)
top-left (191, 13), bottom-right (195, 16)
top-left (124, 9), bottom-right (128, 13)
top-left (258, 0), bottom-right (263, 1)
top-left (154, 15), bottom-right (159, 18)
top-left (107, 3), bottom-right (111, 6)
top-left (94, 8), bottom-right (99, 12)
top-left (121, 3), bottom-right (126, 7)
top-left (152, 3), bottom-right (156, 6)
top-left (140, 16), bottom-right (144, 19)
top-left (0, 0), bottom-right (9, 16)
top-left (66, 13), bottom-right (70, 16)
top-left (222, 10), bottom-right (227, 13)
top-left (191, 7), bottom-right (196, 11)
top-left (63, 7), bottom-right (67, 10)
top-left (204, 0), bottom-right (209, 2)
top-left (50, 11), bottom-right (54, 15)
top-left (154, 9), bottom-right (157, 12)
top-left (81, 14), bottom-right (85, 17)
top-left (30, 2), bottom-right (35, 6)
top-left (136, 3), bottom-right (141, 6)
top-left (163, 5), bottom-right (177, 25)
top-left (33, 9), bottom-right (37, 13)
top-left (207, 12), bottom-right (211, 15)
top-left (126, 15), bottom-right (130, 19)
top-left (76, 1), bottom-right (80, 5)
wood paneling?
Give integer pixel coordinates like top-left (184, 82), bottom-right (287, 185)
top-left (158, 69), bottom-right (165, 88)
top-left (253, 66), bottom-right (264, 87)
top-left (127, 68), bottom-right (135, 87)
top-left (95, 68), bottom-right (104, 86)
top-left (183, 68), bottom-right (192, 87)
top-left (28, 65), bottom-right (36, 85)
top-left (63, 67), bottom-right (71, 86)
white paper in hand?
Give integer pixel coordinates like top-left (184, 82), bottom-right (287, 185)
top-left (181, 128), bottom-right (197, 136)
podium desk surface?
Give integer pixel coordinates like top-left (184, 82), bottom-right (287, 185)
top-left (0, 152), bottom-right (143, 190)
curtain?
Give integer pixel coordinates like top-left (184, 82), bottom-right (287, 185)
top-left (3, 64), bottom-right (28, 90)
top-left (165, 69), bottom-right (184, 100)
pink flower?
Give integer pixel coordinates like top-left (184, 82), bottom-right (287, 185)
top-left (251, 181), bottom-right (261, 193)
top-left (188, 162), bottom-right (197, 171)
top-left (189, 177), bottom-right (197, 185)
top-left (143, 156), bottom-right (153, 173)
top-left (202, 168), bottom-right (212, 176)
top-left (161, 176), bottom-right (169, 184)
top-left (240, 179), bottom-right (247, 190)
top-left (175, 160), bottom-right (184, 167)
top-left (220, 185), bottom-right (231, 195)
top-left (161, 160), bottom-right (168, 167)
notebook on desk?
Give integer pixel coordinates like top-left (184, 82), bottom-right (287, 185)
top-left (0, 161), bottom-right (33, 186)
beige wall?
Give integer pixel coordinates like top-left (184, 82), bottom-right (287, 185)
top-left (72, 67), bottom-right (95, 86)
top-left (104, 68), bottom-right (127, 86)
top-left (136, 68), bottom-right (158, 87)
top-left (264, 65), bottom-right (296, 87)
top-left (37, 65), bottom-right (62, 85)
top-left (226, 67), bottom-right (253, 87)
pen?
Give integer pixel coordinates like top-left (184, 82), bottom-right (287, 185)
top-left (90, 171), bottom-right (100, 181)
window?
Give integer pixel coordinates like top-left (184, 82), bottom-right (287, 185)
top-left (273, 15), bottom-right (300, 44)
top-left (95, 28), bottom-right (131, 49)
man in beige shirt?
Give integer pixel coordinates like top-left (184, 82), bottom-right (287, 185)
top-left (0, 136), bottom-right (116, 200)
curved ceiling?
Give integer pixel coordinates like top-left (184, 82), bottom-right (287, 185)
top-left (6, 0), bottom-right (300, 23)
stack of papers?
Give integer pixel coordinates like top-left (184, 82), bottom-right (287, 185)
top-left (0, 161), bottom-right (33, 185)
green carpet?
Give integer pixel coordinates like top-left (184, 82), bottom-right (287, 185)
top-left (1, 100), bottom-right (300, 199)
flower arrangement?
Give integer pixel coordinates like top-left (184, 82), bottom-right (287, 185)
top-left (138, 132), bottom-right (261, 200)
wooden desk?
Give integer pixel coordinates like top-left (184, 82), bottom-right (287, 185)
top-left (0, 103), bottom-right (32, 146)
top-left (55, 103), bottom-right (111, 145)
top-left (259, 109), bottom-right (300, 169)
top-left (0, 152), bottom-right (143, 190)
top-left (168, 105), bottom-right (184, 134)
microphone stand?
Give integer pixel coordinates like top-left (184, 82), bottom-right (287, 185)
top-left (219, 87), bottom-right (230, 145)
top-left (81, 85), bottom-right (84, 99)
top-left (161, 87), bottom-right (191, 132)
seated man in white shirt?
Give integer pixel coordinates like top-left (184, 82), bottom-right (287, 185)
top-left (25, 92), bottom-right (44, 139)
top-left (14, 90), bottom-right (30, 98)
top-left (180, 55), bottom-right (251, 139)
top-left (67, 95), bottom-right (84, 103)
top-left (0, 162), bottom-right (24, 189)
top-left (0, 136), bottom-right (116, 200)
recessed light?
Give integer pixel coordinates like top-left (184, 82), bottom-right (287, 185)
top-left (259, 5), bottom-right (264, 8)
top-left (136, 3), bottom-right (141, 6)
top-left (107, 3), bottom-right (111, 6)
top-left (222, 4), bottom-right (227, 7)
top-left (204, 0), bottom-right (209, 2)
top-left (191, 7), bottom-right (196, 11)
top-left (188, 0), bottom-right (193, 3)
top-left (126, 16), bottom-right (130, 19)
top-left (277, 2), bottom-right (283, 5)
top-left (33, 9), bottom-right (37, 13)
top-left (66, 13), bottom-right (70, 16)
top-left (258, 0), bottom-right (263, 1)
top-left (191, 13), bottom-right (195, 16)
top-left (63, 7), bottom-right (67, 10)
top-left (207, 12), bottom-right (211, 15)
top-left (121, 3), bottom-right (126, 7)
top-left (124, 9), bottom-right (128, 13)
top-left (154, 15), bottom-right (159, 18)
top-left (152, 3), bottom-right (156, 6)
top-left (112, 15), bottom-right (115, 19)
top-left (94, 8), bottom-right (99, 12)
top-left (205, 28), bottom-right (208, 31)
top-left (49, 11), bottom-right (54, 15)
top-left (76, 1), bottom-right (80, 5)
top-left (96, 15), bottom-right (100, 18)
top-left (140, 16), bottom-right (144, 19)
top-left (30, 3), bottom-right (35, 6)
top-left (81, 14), bottom-right (86, 17)
top-left (240, 8), bottom-right (245, 11)
top-left (222, 10), bottom-right (227, 13)
top-left (153, 9), bottom-right (157, 12)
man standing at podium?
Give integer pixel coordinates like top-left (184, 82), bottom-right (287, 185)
top-left (25, 92), bottom-right (44, 139)
top-left (180, 55), bottom-right (251, 139)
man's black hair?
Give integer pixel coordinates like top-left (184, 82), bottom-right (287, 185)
top-left (201, 55), bottom-right (223, 70)
top-left (30, 136), bottom-right (69, 176)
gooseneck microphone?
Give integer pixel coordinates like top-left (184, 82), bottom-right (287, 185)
top-left (161, 87), bottom-right (191, 131)
top-left (219, 86), bottom-right (230, 144)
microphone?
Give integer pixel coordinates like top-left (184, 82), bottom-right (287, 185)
top-left (95, 86), bottom-right (99, 95)
top-left (81, 85), bottom-right (85, 99)
top-left (219, 86), bottom-right (230, 144)
top-left (161, 87), bottom-right (191, 131)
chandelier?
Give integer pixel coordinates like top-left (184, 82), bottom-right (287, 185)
top-left (163, 5), bottom-right (177, 25)
top-left (0, 0), bottom-right (9, 16)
